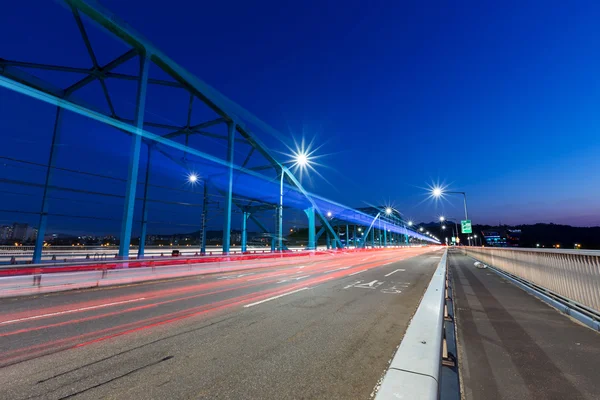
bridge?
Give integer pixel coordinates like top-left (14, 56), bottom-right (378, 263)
top-left (0, 1), bottom-right (598, 399)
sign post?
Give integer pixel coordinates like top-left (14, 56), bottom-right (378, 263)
top-left (461, 220), bottom-right (472, 234)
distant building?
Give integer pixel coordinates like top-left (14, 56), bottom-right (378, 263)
top-left (12, 223), bottom-right (29, 242)
top-left (0, 225), bottom-right (13, 241)
top-left (25, 226), bottom-right (38, 242)
top-left (481, 230), bottom-right (507, 247)
top-left (506, 229), bottom-right (521, 247)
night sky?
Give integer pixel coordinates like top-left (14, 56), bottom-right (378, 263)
top-left (1, 0), bottom-right (600, 236)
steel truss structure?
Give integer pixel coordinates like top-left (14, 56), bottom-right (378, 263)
top-left (0, 0), bottom-right (437, 263)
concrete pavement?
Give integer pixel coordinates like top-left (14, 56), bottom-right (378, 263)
top-left (450, 251), bottom-right (600, 400)
top-left (0, 248), bottom-right (443, 399)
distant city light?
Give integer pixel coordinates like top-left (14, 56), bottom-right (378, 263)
top-left (419, 227), bottom-right (424, 232)
top-left (408, 221), bottom-right (413, 226)
top-left (442, 225), bottom-right (446, 230)
top-left (439, 216), bottom-right (445, 222)
top-left (327, 211), bottom-right (332, 218)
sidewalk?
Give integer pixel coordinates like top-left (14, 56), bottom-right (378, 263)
top-left (449, 251), bottom-right (600, 400)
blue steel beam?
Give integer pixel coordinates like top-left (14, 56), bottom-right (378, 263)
top-left (137, 146), bottom-right (152, 258)
top-left (32, 108), bottom-right (64, 264)
top-left (304, 207), bottom-right (316, 250)
top-left (222, 120), bottom-right (236, 254)
top-left (118, 55), bottom-right (150, 259)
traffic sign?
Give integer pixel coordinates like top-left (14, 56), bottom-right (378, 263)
top-left (451, 237), bottom-right (456, 243)
top-left (461, 220), bottom-right (472, 234)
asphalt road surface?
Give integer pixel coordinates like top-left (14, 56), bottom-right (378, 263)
top-left (0, 247), bottom-right (443, 400)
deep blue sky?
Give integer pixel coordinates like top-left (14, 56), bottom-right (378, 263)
top-left (1, 0), bottom-right (600, 235)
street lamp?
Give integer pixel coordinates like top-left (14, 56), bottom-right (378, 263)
top-left (278, 152), bottom-right (314, 251)
top-left (385, 207), bottom-right (392, 215)
top-left (327, 211), bottom-right (332, 218)
top-left (419, 227), bottom-right (424, 232)
top-left (408, 221), bottom-right (413, 226)
top-left (431, 186), bottom-right (471, 244)
top-left (442, 225), bottom-right (446, 230)
top-left (439, 216), bottom-right (445, 222)
top-left (187, 173), bottom-right (198, 183)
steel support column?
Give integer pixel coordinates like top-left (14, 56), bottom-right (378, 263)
top-left (354, 225), bottom-right (357, 248)
top-left (371, 228), bottom-right (375, 248)
top-left (241, 211), bottom-right (249, 253)
top-left (201, 181), bottom-right (208, 255)
top-left (384, 228), bottom-right (387, 248)
top-left (118, 55), bottom-right (150, 259)
top-left (33, 107), bottom-right (64, 264)
top-left (278, 169), bottom-right (284, 251)
top-left (222, 120), bottom-right (236, 254)
top-left (345, 224), bottom-right (349, 248)
top-left (304, 207), bottom-right (316, 250)
top-left (137, 146), bottom-right (152, 259)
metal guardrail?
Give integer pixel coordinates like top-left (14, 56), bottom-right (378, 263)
top-left (376, 249), bottom-right (448, 400)
top-left (463, 247), bottom-right (600, 315)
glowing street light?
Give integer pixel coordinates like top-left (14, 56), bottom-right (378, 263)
top-left (385, 207), bottom-right (392, 215)
top-left (432, 187), bottom-right (443, 198)
top-left (188, 173), bottom-right (198, 183)
top-left (439, 216), bottom-right (445, 222)
top-left (442, 225), bottom-right (446, 230)
top-left (408, 221), bottom-right (413, 226)
top-left (327, 211), bottom-right (332, 218)
top-left (419, 227), bottom-right (424, 232)
top-left (295, 152), bottom-right (308, 167)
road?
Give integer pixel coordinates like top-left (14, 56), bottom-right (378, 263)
top-left (0, 247), bottom-right (442, 400)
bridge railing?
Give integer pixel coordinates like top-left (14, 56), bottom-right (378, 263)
top-left (463, 247), bottom-right (600, 314)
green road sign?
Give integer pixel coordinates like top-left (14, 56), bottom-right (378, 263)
top-left (461, 220), bottom-right (472, 234)
top-left (451, 237), bottom-right (456, 243)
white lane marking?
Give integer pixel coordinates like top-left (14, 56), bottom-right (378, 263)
top-left (297, 266), bottom-right (306, 269)
top-left (323, 266), bottom-right (350, 274)
top-left (355, 280), bottom-right (382, 289)
top-left (349, 270), bottom-right (365, 276)
top-left (344, 281), bottom-right (361, 289)
top-left (384, 269), bottom-right (406, 277)
top-left (243, 287), bottom-right (309, 308)
top-left (277, 275), bottom-right (310, 283)
top-left (0, 298), bottom-right (146, 325)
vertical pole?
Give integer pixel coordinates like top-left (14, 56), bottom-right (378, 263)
top-left (345, 224), bottom-right (349, 248)
top-left (222, 120), bottom-right (236, 254)
top-left (278, 169), bottom-right (284, 251)
top-left (326, 233), bottom-right (331, 249)
top-left (33, 108), bottom-right (64, 264)
top-left (137, 146), bottom-right (152, 259)
top-left (384, 229), bottom-right (387, 247)
top-left (119, 55), bottom-right (150, 259)
top-left (201, 181), bottom-right (208, 255)
top-left (241, 211), bottom-right (249, 253)
top-left (371, 228), bottom-right (375, 248)
top-left (353, 225), bottom-right (357, 248)
top-left (304, 207), bottom-right (316, 250)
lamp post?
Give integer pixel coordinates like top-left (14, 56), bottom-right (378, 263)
top-left (432, 187), bottom-right (471, 245)
top-left (278, 152), bottom-right (310, 251)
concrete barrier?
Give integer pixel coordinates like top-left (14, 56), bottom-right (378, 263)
top-left (376, 249), bottom-right (447, 400)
